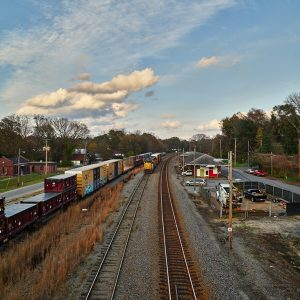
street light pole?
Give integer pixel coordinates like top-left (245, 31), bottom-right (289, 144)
top-left (234, 138), bottom-right (237, 167)
top-left (17, 148), bottom-right (20, 186)
top-left (270, 152), bottom-right (273, 176)
top-left (247, 140), bottom-right (250, 168)
top-left (220, 139), bottom-right (222, 158)
top-left (228, 151), bottom-right (233, 250)
top-left (45, 139), bottom-right (48, 176)
top-left (193, 146), bottom-right (196, 192)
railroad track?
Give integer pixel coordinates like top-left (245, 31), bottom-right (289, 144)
top-left (159, 158), bottom-right (204, 300)
top-left (82, 174), bottom-right (149, 300)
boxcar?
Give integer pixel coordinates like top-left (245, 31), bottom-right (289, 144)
top-left (4, 203), bottom-right (39, 241)
top-left (106, 159), bottom-right (123, 181)
top-left (65, 166), bottom-right (94, 197)
top-left (44, 174), bottom-right (77, 193)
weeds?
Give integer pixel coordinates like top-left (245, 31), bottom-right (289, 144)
top-left (0, 182), bottom-right (123, 300)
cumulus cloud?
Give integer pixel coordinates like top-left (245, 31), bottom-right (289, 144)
top-left (161, 120), bottom-right (182, 129)
top-left (196, 56), bottom-right (220, 68)
top-left (197, 119), bottom-right (220, 131)
top-left (17, 68), bottom-right (158, 119)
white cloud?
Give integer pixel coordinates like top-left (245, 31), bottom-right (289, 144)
top-left (196, 56), bottom-right (220, 68)
top-left (161, 120), bottom-right (182, 129)
top-left (17, 68), bottom-right (158, 118)
top-left (162, 114), bottom-right (176, 119)
top-left (196, 55), bottom-right (240, 68)
top-left (197, 119), bottom-right (220, 131)
top-left (0, 0), bottom-right (235, 107)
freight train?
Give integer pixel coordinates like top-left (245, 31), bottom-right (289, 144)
top-left (0, 153), bottom-right (150, 243)
top-left (144, 153), bottom-right (162, 173)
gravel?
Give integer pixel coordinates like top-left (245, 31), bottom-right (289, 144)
top-left (169, 158), bottom-right (296, 299)
top-left (114, 170), bottom-right (160, 299)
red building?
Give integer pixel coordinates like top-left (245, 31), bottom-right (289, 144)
top-left (0, 156), bottom-right (57, 176)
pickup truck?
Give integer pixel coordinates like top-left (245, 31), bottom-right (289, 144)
top-left (243, 189), bottom-right (267, 202)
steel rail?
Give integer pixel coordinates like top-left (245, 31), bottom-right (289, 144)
top-left (160, 158), bottom-right (198, 299)
top-left (165, 160), bottom-right (197, 299)
top-left (84, 174), bottom-right (148, 300)
top-left (160, 160), bottom-right (172, 300)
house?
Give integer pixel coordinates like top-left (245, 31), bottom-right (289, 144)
top-left (0, 156), bottom-right (29, 176)
top-left (186, 154), bottom-right (221, 178)
top-left (0, 156), bottom-right (57, 176)
top-left (28, 161), bottom-right (57, 174)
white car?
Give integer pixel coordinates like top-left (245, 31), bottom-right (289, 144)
top-left (185, 178), bottom-right (206, 186)
top-left (182, 170), bottom-right (192, 176)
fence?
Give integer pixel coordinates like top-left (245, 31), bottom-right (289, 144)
top-left (233, 181), bottom-right (300, 203)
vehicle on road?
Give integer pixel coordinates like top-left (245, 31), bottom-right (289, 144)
top-left (253, 170), bottom-right (266, 176)
top-left (185, 178), bottom-right (206, 186)
top-left (243, 189), bottom-right (267, 202)
top-left (244, 168), bottom-right (255, 174)
top-left (182, 170), bottom-right (192, 176)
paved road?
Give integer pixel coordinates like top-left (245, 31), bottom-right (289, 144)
top-left (1, 182), bottom-right (44, 202)
top-left (221, 167), bottom-right (300, 194)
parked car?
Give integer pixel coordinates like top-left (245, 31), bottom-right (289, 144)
top-left (185, 178), bottom-right (206, 186)
top-left (182, 170), bottom-right (192, 176)
top-left (253, 170), bottom-right (266, 176)
top-left (243, 189), bottom-right (267, 202)
top-left (244, 168), bottom-right (255, 174)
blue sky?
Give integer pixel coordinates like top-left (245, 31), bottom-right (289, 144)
top-left (0, 0), bottom-right (299, 139)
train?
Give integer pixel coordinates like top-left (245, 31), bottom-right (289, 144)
top-left (0, 153), bottom-right (151, 243)
top-left (144, 153), bottom-right (162, 173)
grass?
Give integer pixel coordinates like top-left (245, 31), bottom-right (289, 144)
top-left (0, 172), bottom-right (62, 193)
top-left (0, 182), bottom-right (124, 300)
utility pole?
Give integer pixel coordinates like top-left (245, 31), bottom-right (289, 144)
top-left (270, 152), bottom-right (273, 176)
top-left (84, 139), bottom-right (88, 166)
top-left (45, 139), bottom-right (48, 175)
top-left (247, 140), bottom-right (250, 168)
top-left (228, 151), bottom-right (233, 250)
top-left (193, 146), bottom-right (196, 192)
top-left (182, 148), bottom-right (185, 175)
top-left (220, 139), bottom-right (222, 158)
top-left (299, 139), bottom-right (300, 179)
top-left (211, 139), bottom-right (214, 155)
top-left (17, 148), bottom-right (20, 186)
top-left (234, 138), bottom-right (237, 167)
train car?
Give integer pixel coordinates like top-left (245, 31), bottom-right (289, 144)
top-left (0, 197), bottom-right (5, 240)
top-left (21, 193), bottom-right (63, 217)
top-left (1, 203), bottom-right (39, 242)
top-left (144, 161), bottom-right (154, 173)
top-left (151, 153), bottom-right (161, 166)
top-left (92, 162), bottom-right (107, 190)
top-left (65, 166), bottom-right (94, 197)
top-left (44, 174), bottom-right (77, 193)
top-left (106, 159), bottom-right (123, 181)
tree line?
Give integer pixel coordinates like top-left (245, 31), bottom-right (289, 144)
top-left (0, 93), bottom-right (299, 168)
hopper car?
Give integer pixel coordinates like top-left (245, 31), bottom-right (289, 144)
top-left (0, 152), bottom-right (150, 243)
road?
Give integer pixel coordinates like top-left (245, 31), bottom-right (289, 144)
top-left (1, 182), bottom-right (44, 202)
top-left (221, 167), bottom-right (300, 194)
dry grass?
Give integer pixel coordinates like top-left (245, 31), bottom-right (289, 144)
top-left (0, 182), bottom-right (123, 300)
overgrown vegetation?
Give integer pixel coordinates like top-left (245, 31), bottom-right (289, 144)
top-left (0, 182), bottom-right (123, 299)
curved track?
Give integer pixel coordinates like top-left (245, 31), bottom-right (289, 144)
top-left (82, 174), bottom-right (149, 300)
top-left (159, 158), bottom-right (204, 299)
